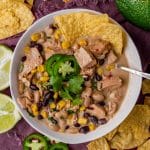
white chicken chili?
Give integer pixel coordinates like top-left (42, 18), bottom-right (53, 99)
top-left (17, 23), bottom-right (129, 134)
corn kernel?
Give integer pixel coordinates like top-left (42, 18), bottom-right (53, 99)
top-left (89, 123), bottom-right (95, 131)
top-left (31, 69), bottom-right (37, 74)
top-left (40, 76), bottom-right (49, 82)
top-left (41, 111), bottom-right (48, 118)
top-left (37, 65), bottom-right (45, 72)
top-left (78, 39), bottom-right (87, 46)
top-left (80, 106), bottom-right (86, 111)
top-left (97, 67), bottom-right (103, 76)
top-left (31, 33), bottom-right (41, 41)
top-left (33, 111), bottom-right (39, 116)
top-left (31, 104), bottom-right (38, 112)
top-left (78, 118), bottom-right (87, 125)
top-left (61, 41), bottom-right (70, 50)
top-left (68, 114), bottom-right (73, 120)
top-left (50, 102), bottom-right (56, 109)
top-left (57, 100), bottom-right (66, 110)
top-left (54, 30), bottom-right (61, 39)
top-left (43, 72), bottom-right (49, 77)
top-left (53, 92), bottom-right (58, 99)
top-left (24, 46), bottom-right (30, 54)
top-left (106, 64), bottom-right (115, 71)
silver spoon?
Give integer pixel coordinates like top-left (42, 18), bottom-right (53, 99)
top-left (116, 64), bottom-right (150, 80)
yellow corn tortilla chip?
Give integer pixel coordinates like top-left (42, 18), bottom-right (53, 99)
top-left (137, 139), bottom-right (150, 150)
top-left (54, 12), bottom-right (123, 55)
top-left (144, 96), bottom-right (150, 106)
top-left (0, 0), bottom-right (34, 40)
top-left (110, 105), bottom-right (150, 149)
top-left (105, 128), bottom-right (118, 141)
top-left (54, 12), bottom-right (109, 42)
top-left (142, 79), bottom-right (150, 94)
top-left (90, 23), bottom-right (123, 55)
top-left (87, 137), bottom-right (110, 150)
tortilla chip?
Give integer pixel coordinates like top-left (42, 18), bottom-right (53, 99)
top-left (25, 0), bottom-right (34, 9)
top-left (54, 12), bottom-right (123, 55)
top-left (105, 128), bottom-right (118, 141)
top-left (87, 137), bottom-right (110, 150)
top-left (0, 0), bottom-right (34, 40)
top-left (142, 79), bottom-right (150, 94)
top-left (144, 96), bottom-right (150, 106)
top-left (90, 23), bottom-right (123, 55)
top-left (110, 105), bottom-right (150, 149)
top-left (54, 12), bottom-right (109, 42)
top-left (137, 139), bottom-right (150, 150)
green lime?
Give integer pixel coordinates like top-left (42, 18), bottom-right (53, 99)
top-left (116, 0), bottom-right (150, 30)
top-left (0, 94), bottom-right (21, 133)
top-left (0, 44), bottom-right (13, 91)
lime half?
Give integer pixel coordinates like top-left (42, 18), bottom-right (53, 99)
top-left (0, 94), bottom-right (21, 133)
top-left (0, 44), bottom-right (13, 91)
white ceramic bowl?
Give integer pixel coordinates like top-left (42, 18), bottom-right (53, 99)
top-left (10, 9), bottom-right (142, 144)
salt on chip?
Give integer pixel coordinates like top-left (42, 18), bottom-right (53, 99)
top-left (0, 0), bottom-right (34, 40)
top-left (142, 79), bottom-right (150, 94)
top-left (137, 139), bottom-right (150, 150)
top-left (87, 137), bottom-right (110, 150)
top-left (110, 105), bottom-right (150, 149)
top-left (54, 12), bottom-right (123, 55)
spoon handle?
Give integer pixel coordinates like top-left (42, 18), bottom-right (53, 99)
top-left (118, 65), bottom-right (150, 80)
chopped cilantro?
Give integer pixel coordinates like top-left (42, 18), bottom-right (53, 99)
top-left (68, 75), bottom-right (84, 94)
top-left (58, 61), bottom-right (74, 77)
top-left (72, 98), bottom-right (83, 106)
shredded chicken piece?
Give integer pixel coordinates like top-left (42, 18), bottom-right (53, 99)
top-left (66, 127), bottom-right (79, 134)
top-left (88, 38), bottom-right (112, 58)
top-left (92, 90), bottom-right (104, 102)
top-left (33, 91), bottom-right (40, 103)
top-left (98, 76), bottom-right (122, 90)
top-left (86, 104), bottom-right (106, 119)
top-left (105, 50), bottom-right (117, 65)
top-left (74, 47), bottom-right (96, 69)
top-left (19, 48), bottom-right (43, 77)
top-left (106, 101), bottom-right (117, 117)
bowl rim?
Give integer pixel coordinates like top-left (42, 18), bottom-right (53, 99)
top-left (10, 8), bottom-right (142, 144)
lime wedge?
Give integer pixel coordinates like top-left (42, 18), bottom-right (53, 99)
top-left (0, 94), bottom-right (21, 133)
top-left (0, 44), bottom-right (13, 91)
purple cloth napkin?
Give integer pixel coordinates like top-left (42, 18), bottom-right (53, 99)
top-left (0, 0), bottom-right (150, 150)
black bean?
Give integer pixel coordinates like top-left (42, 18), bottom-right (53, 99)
top-left (98, 118), bottom-right (107, 125)
top-left (30, 41), bottom-right (43, 52)
top-left (74, 123), bottom-right (80, 127)
top-left (98, 59), bottom-right (105, 65)
top-left (65, 125), bottom-right (69, 130)
top-left (84, 112), bottom-right (90, 118)
top-left (30, 84), bottom-right (39, 91)
top-left (30, 41), bottom-right (37, 47)
top-left (98, 101), bottom-right (105, 106)
top-left (35, 43), bottom-right (43, 52)
top-left (79, 126), bottom-right (89, 134)
top-left (95, 73), bottom-right (102, 81)
top-left (37, 101), bottom-right (43, 110)
top-left (37, 115), bottom-right (43, 120)
top-left (42, 91), bottom-right (54, 106)
top-left (45, 91), bottom-right (54, 100)
top-left (89, 116), bottom-right (98, 125)
top-left (21, 56), bottom-right (27, 62)
top-left (83, 76), bottom-right (89, 81)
